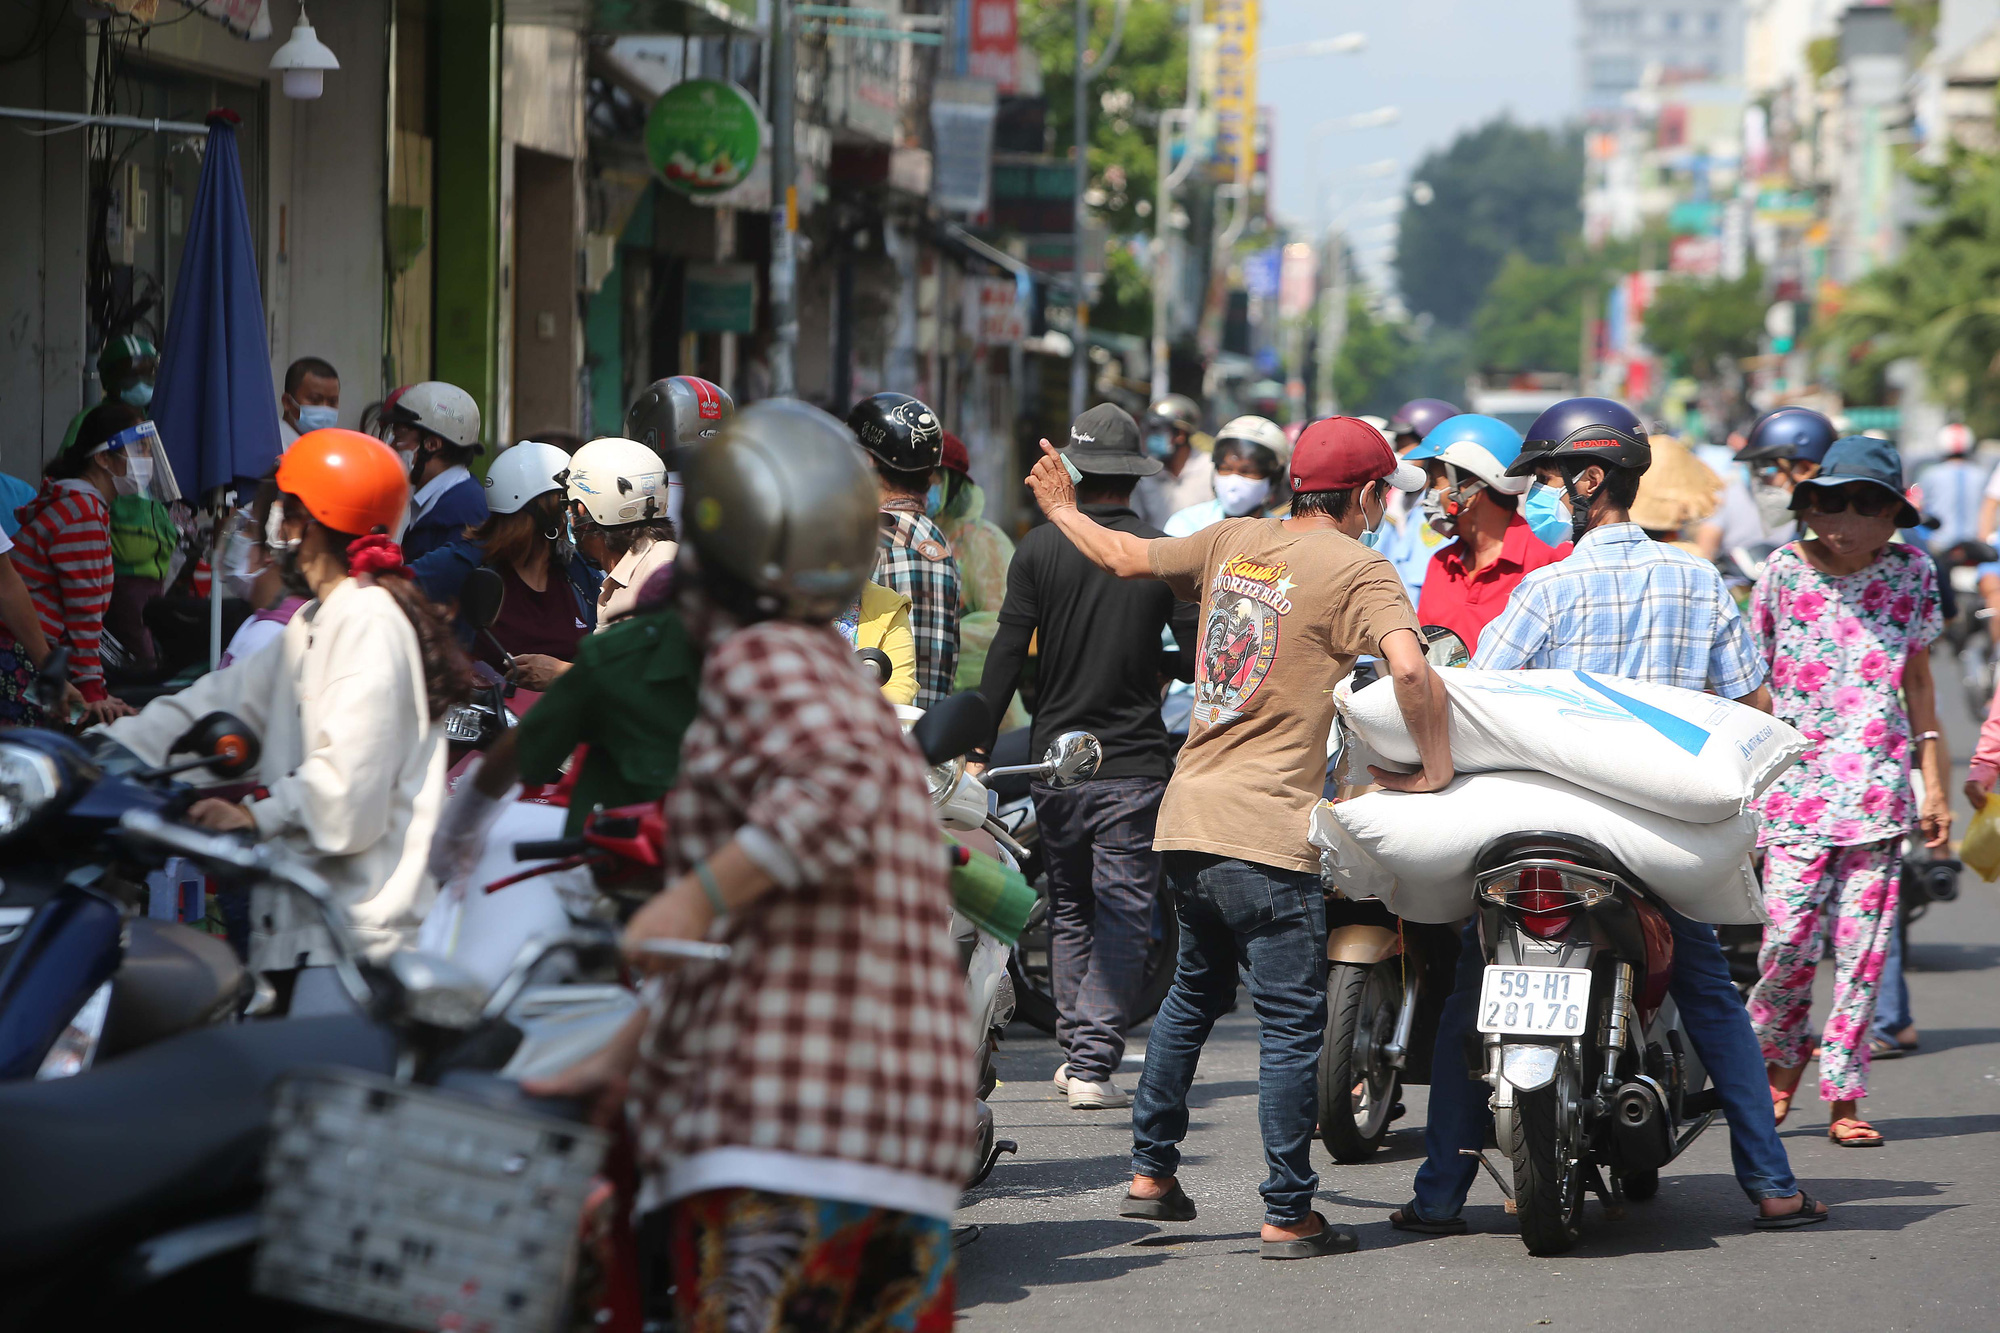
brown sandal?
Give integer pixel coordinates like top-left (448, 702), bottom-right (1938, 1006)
top-left (1828, 1117), bottom-right (1884, 1147)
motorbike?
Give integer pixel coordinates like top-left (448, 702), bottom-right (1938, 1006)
top-left (0, 654), bottom-right (260, 1082)
top-left (1935, 540), bottom-right (1999, 719)
top-left (0, 807), bottom-right (684, 1332)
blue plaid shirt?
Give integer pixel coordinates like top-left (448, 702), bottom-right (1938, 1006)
top-left (1473, 523), bottom-right (1765, 697)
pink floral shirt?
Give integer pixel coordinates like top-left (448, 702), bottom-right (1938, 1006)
top-left (1750, 541), bottom-right (1942, 847)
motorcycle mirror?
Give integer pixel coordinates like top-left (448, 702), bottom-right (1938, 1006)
top-left (1419, 625), bottom-right (1471, 670)
top-left (460, 566), bottom-right (506, 631)
top-left (33, 646), bottom-right (70, 714)
top-left (1038, 731), bottom-right (1102, 790)
top-left (910, 691), bottom-right (992, 766)
top-left (855, 647), bottom-right (893, 686)
top-left (168, 711), bottom-right (261, 780)
top-left (385, 950), bottom-right (492, 1030)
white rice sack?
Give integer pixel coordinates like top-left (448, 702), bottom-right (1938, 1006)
top-left (1335, 667), bottom-right (1805, 824)
top-left (1308, 771), bottom-right (1766, 926)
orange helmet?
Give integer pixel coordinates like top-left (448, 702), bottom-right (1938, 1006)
top-left (275, 429), bottom-right (411, 536)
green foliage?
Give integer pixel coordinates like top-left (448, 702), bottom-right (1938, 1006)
top-left (1641, 266), bottom-right (1766, 380)
top-left (1330, 297), bottom-right (1470, 416)
top-left (1395, 117), bottom-right (1584, 328)
top-left (1093, 240), bottom-right (1153, 336)
top-left (1818, 143), bottom-right (2000, 435)
top-left (1470, 252), bottom-right (1594, 374)
top-left (1806, 35), bottom-right (1840, 80)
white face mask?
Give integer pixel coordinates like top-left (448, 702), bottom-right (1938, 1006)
top-left (109, 454), bottom-right (142, 497)
top-left (1213, 474), bottom-right (1272, 517)
top-left (1753, 481), bottom-right (1795, 532)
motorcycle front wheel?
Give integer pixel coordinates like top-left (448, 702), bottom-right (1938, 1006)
top-left (1316, 960), bottom-right (1401, 1161)
top-left (1500, 1047), bottom-right (1585, 1256)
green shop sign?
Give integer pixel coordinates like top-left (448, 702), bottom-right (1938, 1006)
top-left (646, 79), bottom-right (762, 196)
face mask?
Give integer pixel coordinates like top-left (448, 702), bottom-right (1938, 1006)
top-left (111, 462), bottom-right (141, 497)
top-left (1753, 481), bottom-right (1796, 533)
top-left (1420, 488), bottom-right (1455, 537)
top-left (119, 381), bottom-right (154, 409)
top-left (1358, 489), bottom-right (1390, 548)
top-left (924, 481), bottom-right (946, 519)
top-left (1214, 474), bottom-right (1271, 517)
top-left (1521, 483), bottom-right (1572, 547)
top-left (220, 520), bottom-right (265, 600)
top-left (1146, 429), bottom-right (1174, 461)
top-left (124, 455), bottom-right (154, 496)
top-left (296, 404), bottom-right (339, 432)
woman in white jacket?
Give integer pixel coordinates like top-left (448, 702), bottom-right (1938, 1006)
top-left (102, 429), bottom-right (473, 1007)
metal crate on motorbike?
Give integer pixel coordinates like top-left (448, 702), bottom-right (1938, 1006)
top-left (254, 1067), bottom-right (606, 1333)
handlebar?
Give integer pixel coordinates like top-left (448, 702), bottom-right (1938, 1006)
top-left (514, 837), bottom-right (588, 861)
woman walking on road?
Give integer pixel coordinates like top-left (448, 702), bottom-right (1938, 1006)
top-left (1748, 435), bottom-right (1950, 1149)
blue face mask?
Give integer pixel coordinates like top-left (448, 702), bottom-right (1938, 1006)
top-left (1521, 482), bottom-right (1574, 548)
top-left (1358, 491), bottom-right (1390, 548)
top-left (1146, 429), bottom-right (1174, 461)
top-left (296, 404), bottom-right (339, 432)
top-left (119, 381), bottom-right (154, 409)
top-left (924, 481), bottom-right (945, 519)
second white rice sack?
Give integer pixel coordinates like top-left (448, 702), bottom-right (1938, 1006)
top-left (1309, 770), bottom-right (1766, 926)
top-left (1335, 667), bottom-right (1804, 823)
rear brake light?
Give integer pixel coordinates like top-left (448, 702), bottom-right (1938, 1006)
top-left (1508, 866), bottom-right (1575, 937)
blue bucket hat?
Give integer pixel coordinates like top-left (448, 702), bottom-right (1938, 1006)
top-left (1790, 434), bottom-right (1919, 527)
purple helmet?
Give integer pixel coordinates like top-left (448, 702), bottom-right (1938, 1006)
top-left (1389, 398), bottom-right (1461, 443)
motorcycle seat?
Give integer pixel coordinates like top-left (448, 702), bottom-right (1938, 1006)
top-left (0, 1014), bottom-right (395, 1271)
top-left (100, 920), bottom-right (249, 1063)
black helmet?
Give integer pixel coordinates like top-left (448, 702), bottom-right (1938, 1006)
top-left (846, 392), bottom-right (943, 473)
top-left (1735, 406), bottom-right (1837, 465)
top-left (1507, 396), bottom-right (1651, 478)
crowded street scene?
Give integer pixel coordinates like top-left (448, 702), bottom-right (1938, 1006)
top-left (1, 0), bottom-right (1997, 1329)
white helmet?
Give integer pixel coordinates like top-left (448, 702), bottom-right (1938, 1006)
top-left (1215, 415), bottom-right (1292, 468)
top-left (566, 437), bottom-right (669, 527)
top-left (482, 440), bottom-right (571, 515)
top-left (390, 381), bottom-right (482, 451)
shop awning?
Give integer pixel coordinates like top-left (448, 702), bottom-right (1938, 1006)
top-left (508, 0), bottom-right (759, 35)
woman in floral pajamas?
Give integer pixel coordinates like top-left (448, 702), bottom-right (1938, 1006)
top-left (1748, 435), bottom-right (1951, 1148)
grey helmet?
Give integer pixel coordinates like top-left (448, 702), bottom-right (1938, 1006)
top-left (682, 399), bottom-right (879, 622)
top-left (626, 375), bottom-right (734, 465)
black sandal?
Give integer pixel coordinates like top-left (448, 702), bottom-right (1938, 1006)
top-left (1120, 1181), bottom-right (1197, 1222)
top-left (1390, 1201), bottom-right (1469, 1236)
top-left (1261, 1211), bottom-right (1359, 1259)
top-left (1751, 1189), bottom-right (1830, 1230)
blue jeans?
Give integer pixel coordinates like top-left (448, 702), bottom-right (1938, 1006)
top-left (1411, 907), bottom-right (1799, 1221)
top-left (1873, 908), bottom-right (1912, 1039)
top-left (1131, 853), bottom-right (1328, 1226)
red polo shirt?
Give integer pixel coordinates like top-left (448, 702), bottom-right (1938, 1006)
top-left (1417, 514), bottom-right (1570, 654)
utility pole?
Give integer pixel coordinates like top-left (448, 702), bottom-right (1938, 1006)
top-left (768, 0), bottom-right (798, 398)
top-left (1070, 0), bottom-right (1090, 419)
top-left (1316, 229), bottom-right (1346, 417)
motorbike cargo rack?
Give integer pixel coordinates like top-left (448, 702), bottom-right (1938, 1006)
top-left (253, 1065), bottom-right (606, 1333)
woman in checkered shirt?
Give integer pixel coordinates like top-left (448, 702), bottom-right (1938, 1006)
top-left (531, 401), bottom-right (970, 1332)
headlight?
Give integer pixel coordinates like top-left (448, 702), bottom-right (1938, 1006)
top-left (0, 742), bottom-right (62, 840)
top-left (927, 756), bottom-right (965, 805)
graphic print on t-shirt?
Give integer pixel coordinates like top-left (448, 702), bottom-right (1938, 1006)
top-left (1194, 553), bottom-right (1293, 726)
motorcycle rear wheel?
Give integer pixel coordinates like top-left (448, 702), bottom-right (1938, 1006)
top-left (1317, 961), bottom-right (1401, 1161)
top-left (1503, 1051), bottom-right (1584, 1256)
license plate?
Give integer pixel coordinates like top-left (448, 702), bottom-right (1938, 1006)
top-left (1476, 965), bottom-right (1592, 1036)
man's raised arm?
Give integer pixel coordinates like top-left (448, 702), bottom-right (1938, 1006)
top-left (1025, 439), bottom-right (1157, 579)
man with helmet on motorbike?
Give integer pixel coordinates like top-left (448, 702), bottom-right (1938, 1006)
top-left (849, 391), bottom-right (963, 708)
top-left (1734, 406), bottom-right (1836, 541)
top-left (1395, 397), bottom-right (1827, 1237)
top-left (388, 381), bottom-right (489, 561)
top-left (626, 374), bottom-right (734, 534)
top-left (526, 401), bottom-right (972, 1329)
top-left (1163, 415), bottom-right (1294, 534)
top-left (1373, 398), bottom-right (1462, 598)
top-left (1403, 413), bottom-right (1570, 653)
top-left (564, 436), bottom-right (677, 623)
top-left (1132, 394), bottom-right (1216, 530)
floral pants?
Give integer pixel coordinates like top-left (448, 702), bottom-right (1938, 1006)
top-left (1748, 839), bottom-right (1899, 1102)
top-left (669, 1188), bottom-right (955, 1333)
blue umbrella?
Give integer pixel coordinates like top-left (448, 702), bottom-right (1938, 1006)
top-left (149, 109), bottom-right (282, 665)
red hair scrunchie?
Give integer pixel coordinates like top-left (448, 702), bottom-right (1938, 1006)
top-left (346, 534), bottom-right (414, 579)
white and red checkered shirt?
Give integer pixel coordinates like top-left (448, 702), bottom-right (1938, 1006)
top-left (632, 618), bottom-right (973, 1218)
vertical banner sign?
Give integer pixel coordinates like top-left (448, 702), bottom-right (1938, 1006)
top-left (1209, 0), bottom-right (1258, 185)
top-left (931, 77), bottom-right (1000, 213)
top-left (968, 0), bottom-right (1020, 93)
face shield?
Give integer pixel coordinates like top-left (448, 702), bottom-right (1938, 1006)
top-left (100, 420), bottom-right (182, 504)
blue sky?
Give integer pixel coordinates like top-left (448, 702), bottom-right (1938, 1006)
top-left (1258, 0), bottom-right (1577, 286)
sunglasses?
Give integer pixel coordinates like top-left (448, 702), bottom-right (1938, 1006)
top-left (1799, 484), bottom-right (1901, 518)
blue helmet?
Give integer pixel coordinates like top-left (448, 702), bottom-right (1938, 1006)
top-left (1508, 396), bottom-right (1650, 477)
top-left (1403, 414), bottom-right (1532, 494)
top-left (1735, 406), bottom-right (1836, 464)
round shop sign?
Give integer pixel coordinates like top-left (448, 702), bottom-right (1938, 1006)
top-left (645, 79), bottom-right (763, 196)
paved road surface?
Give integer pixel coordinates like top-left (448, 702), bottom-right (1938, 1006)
top-left (956, 670), bottom-right (2000, 1331)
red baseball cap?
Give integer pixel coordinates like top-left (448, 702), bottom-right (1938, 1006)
top-left (1290, 416), bottom-right (1426, 494)
top-left (940, 430), bottom-right (971, 476)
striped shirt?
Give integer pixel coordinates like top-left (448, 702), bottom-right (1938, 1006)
top-left (873, 502), bottom-right (962, 710)
top-left (1474, 522), bottom-right (1765, 697)
top-left (11, 479), bottom-right (115, 700)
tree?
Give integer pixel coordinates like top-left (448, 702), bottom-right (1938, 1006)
top-left (1470, 252), bottom-right (1594, 374)
top-left (1818, 143), bottom-right (2000, 435)
top-left (1395, 117), bottom-right (1584, 328)
top-left (1332, 295), bottom-right (1428, 416)
top-left (1642, 266), bottom-right (1766, 381)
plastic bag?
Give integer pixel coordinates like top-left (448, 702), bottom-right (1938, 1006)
top-left (1963, 795), bottom-right (2000, 882)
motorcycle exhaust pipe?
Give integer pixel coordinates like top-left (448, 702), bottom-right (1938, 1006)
top-left (1611, 1077), bottom-right (1674, 1170)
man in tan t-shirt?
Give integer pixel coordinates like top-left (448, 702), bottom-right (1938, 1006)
top-left (1022, 415), bottom-right (1455, 1260)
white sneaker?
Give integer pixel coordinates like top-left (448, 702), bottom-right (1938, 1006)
top-left (1052, 1062), bottom-right (1070, 1094)
top-left (1068, 1076), bottom-right (1130, 1110)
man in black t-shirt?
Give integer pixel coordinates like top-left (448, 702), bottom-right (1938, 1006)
top-left (978, 404), bottom-right (1196, 1110)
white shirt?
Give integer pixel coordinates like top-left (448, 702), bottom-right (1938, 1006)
top-left (279, 419), bottom-right (300, 451)
top-left (1132, 452), bottom-right (1216, 530)
top-left (408, 464), bottom-right (472, 526)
